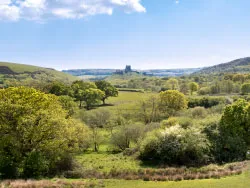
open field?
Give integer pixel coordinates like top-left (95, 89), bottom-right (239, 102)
top-left (93, 91), bottom-right (155, 112)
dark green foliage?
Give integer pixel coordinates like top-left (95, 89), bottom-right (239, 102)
top-left (95, 80), bottom-right (118, 104)
top-left (48, 81), bottom-right (73, 96)
top-left (216, 99), bottom-right (250, 162)
top-left (194, 57), bottom-right (250, 74)
top-left (188, 97), bottom-right (225, 108)
top-left (71, 80), bottom-right (104, 109)
top-left (241, 83), bottom-right (250, 94)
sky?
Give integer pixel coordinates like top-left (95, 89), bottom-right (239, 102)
top-left (0, 0), bottom-right (250, 70)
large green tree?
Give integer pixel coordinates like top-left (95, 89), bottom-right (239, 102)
top-left (71, 81), bottom-right (104, 109)
top-left (217, 99), bottom-right (250, 162)
top-left (189, 82), bottom-right (199, 95)
top-left (0, 87), bottom-right (89, 178)
top-left (241, 83), bottom-right (250, 94)
top-left (159, 90), bottom-right (188, 116)
top-left (95, 80), bottom-right (118, 104)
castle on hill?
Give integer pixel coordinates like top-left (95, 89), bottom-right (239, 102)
top-left (114, 65), bottom-right (139, 75)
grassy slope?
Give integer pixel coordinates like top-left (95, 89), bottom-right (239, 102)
top-left (194, 57), bottom-right (250, 74)
top-left (0, 62), bottom-right (77, 82)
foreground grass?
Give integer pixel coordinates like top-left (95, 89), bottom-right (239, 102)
top-left (1, 171), bottom-right (249, 188)
top-left (104, 168), bottom-right (250, 188)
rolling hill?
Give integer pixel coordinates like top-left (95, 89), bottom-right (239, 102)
top-left (0, 62), bottom-right (77, 88)
top-left (194, 57), bottom-right (250, 74)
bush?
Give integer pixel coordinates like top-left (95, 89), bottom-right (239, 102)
top-left (177, 117), bottom-right (193, 128)
top-left (191, 107), bottom-right (207, 118)
top-left (241, 83), bottom-right (250, 94)
top-left (160, 117), bottom-right (178, 128)
top-left (110, 123), bottom-right (144, 151)
top-left (140, 125), bottom-right (211, 166)
top-left (188, 97), bottom-right (225, 108)
top-left (198, 87), bottom-right (210, 95)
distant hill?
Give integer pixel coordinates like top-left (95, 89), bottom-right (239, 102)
top-left (194, 57), bottom-right (250, 74)
top-left (63, 68), bottom-right (201, 79)
top-left (0, 62), bottom-right (77, 88)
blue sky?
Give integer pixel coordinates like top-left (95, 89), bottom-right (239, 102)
top-left (0, 0), bottom-right (250, 70)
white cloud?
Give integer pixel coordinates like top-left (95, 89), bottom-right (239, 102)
top-left (0, 0), bottom-right (146, 21)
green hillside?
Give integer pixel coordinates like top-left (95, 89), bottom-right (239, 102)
top-left (194, 57), bottom-right (250, 74)
top-left (0, 62), bottom-right (77, 88)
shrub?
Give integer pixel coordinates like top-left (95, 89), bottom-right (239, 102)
top-left (177, 117), bottom-right (193, 128)
top-left (241, 83), bottom-right (250, 94)
top-left (188, 97), bottom-right (225, 108)
top-left (140, 125), bottom-right (211, 166)
top-left (160, 117), bottom-right (178, 128)
top-left (110, 123), bottom-right (144, 151)
top-left (198, 87), bottom-right (210, 95)
top-left (191, 107), bottom-right (207, 118)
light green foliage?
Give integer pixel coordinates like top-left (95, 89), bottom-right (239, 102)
top-left (166, 78), bottom-right (179, 90)
top-left (198, 87), bottom-right (210, 95)
top-left (58, 95), bottom-right (78, 117)
top-left (137, 95), bottom-right (161, 124)
top-left (159, 90), bottom-right (188, 116)
top-left (0, 87), bottom-right (90, 178)
top-left (161, 117), bottom-right (178, 128)
top-left (189, 82), bottom-right (199, 95)
top-left (191, 107), bottom-right (207, 118)
top-left (241, 83), bottom-right (250, 94)
top-left (110, 123), bottom-right (144, 151)
top-left (82, 109), bottom-right (111, 152)
top-left (95, 80), bottom-right (118, 104)
top-left (71, 81), bottom-right (105, 109)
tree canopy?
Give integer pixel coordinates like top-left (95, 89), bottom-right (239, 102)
top-left (0, 87), bottom-right (89, 178)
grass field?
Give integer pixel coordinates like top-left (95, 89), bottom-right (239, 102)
top-left (96, 91), bottom-right (155, 112)
top-left (103, 171), bottom-right (250, 188)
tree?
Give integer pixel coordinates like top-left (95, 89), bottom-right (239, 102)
top-left (241, 83), bottom-right (250, 94)
top-left (111, 123), bottom-right (144, 151)
top-left (95, 80), bottom-right (118, 104)
top-left (189, 82), bottom-right (199, 95)
top-left (222, 80), bottom-right (233, 94)
top-left (71, 81), bottom-right (104, 109)
top-left (0, 87), bottom-right (90, 178)
top-left (210, 82), bottom-right (220, 94)
top-left (159, 90), bottom-right (188, 116)
top-left (82, 109), bottom-right (111, 152)
top-left (58, 95), bottom-right (78, 117)
top-left (138, 95), bottom-right (161, 124)
top-left (166, 78), bottom-right (179, 90)
top-left (48, 81), bottom-right (72, 96)
top-left (233, 74), bottom-right (245, 83)
top-left (217, 99), bottom-right (250, 162)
